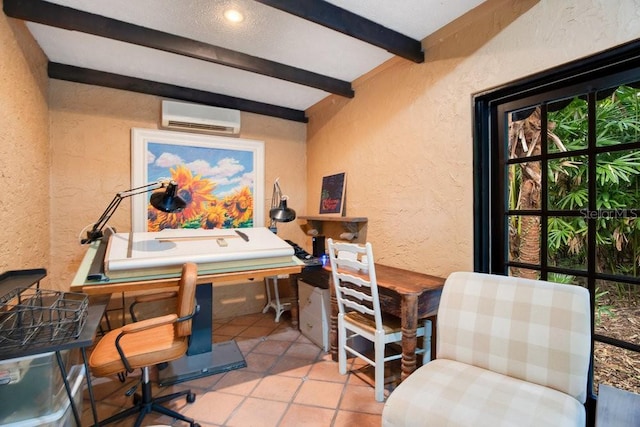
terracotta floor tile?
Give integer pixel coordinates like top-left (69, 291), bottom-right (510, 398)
top-left (268, 327), bottom-right (302, 342)
top-left (226, 396), bottom-right (288, 427)
top-left (269, 355), bottom-right (314, 378)
top-left (250, 374), bottom-right (303, 402)
top-left (296, 333), bottom-right (314, 345)
top-left (293, 379), bottom-right (345, 409)
top-left (212, 370), bottom-right (263, 396)
top-left (285, 342), bottom-right (323, 360)
top-left (181, 390), bottom-right (245, 425)
top-left (307, 359), bottom-right (349, 383)
top-left (252, 338), bottom-right (293, 355)
top-left (279, 403), bottom-right (336, 427)
top-left (216, 323), bottom-right (250, 337)
top-left (243, 351), bottom-right (279, 373)
top-left (238, 324), bottom-right (279, 338)
top-left (213, 333), bottom-right (236, 343)
top-left (181, 370), bottom-right (225, 390)
top-left (339, 384), bottom-right (385, 414)
top-left (227, 313), bottom-right (267, 326)
top-left (333, 410), bottom-right (382, 427)
top-left (235, 336), bottom-right (263, 353)
top-left (83, 312), bottom-right (383, 427)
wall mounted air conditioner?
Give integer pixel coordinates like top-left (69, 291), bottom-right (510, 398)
top-left (161, 100), bottom-right (241, 135)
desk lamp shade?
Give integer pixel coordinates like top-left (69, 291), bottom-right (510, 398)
top-left (269, 178), bottom-right (296, 233)
top-left (150, 182), bottom-right (187, 213)
top-left (81, 180), bottom-right (187, 244)
top-left (270, 198), bottom-right (296, 222)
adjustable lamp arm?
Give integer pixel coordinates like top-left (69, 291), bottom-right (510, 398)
top-left (81, 181), bottom-right (183, 244)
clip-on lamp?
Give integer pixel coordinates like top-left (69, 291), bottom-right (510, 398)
top-left (80, 180), bottom-right (186, 244)
top-left (268, 178), bottom-right (296, 233)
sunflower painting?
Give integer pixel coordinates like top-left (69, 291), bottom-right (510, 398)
top-left (131, 129), bottom-right (265, 232)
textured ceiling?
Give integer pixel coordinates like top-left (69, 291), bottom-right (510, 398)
top-left (7, 0), bottom-right (486, 121)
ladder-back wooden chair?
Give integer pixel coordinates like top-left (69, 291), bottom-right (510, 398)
top-left (327, 238), bottom-right (432, 402)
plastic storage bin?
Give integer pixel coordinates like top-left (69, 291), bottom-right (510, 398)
top-left (0, 350), bottom-right (71, 424)
top-left (0, 364), bottom-right (84, 427)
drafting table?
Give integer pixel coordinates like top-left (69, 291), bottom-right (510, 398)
top-left (71, 228), bottom-right (302, 385)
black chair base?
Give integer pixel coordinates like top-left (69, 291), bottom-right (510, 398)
top-left (97, 368), bottom-right (199, 427)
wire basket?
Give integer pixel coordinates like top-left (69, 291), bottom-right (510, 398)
top-left (0, 287), bottom-right (88, 348)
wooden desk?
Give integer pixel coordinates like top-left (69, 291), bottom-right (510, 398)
top-left (72, 241), bottom-right (302, 384)
top-left (328, 264), bottom-right (445, 380)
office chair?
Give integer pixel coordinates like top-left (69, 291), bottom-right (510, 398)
top-left (89, 262), bottom-right (201, 427)
top-left (327, 239), bottom-right (432, 402)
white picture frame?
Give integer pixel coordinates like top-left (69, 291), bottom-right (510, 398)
top-left (131, 128), bottom-right (264, 232)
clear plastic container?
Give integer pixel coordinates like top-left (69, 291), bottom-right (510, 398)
top-left (0, 351), bottom-right (71, 424)
top-left (0, 364), bottom-right (84, 427)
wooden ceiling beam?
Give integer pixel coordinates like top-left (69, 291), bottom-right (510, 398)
top-left (4, 0), bottom-right (354, 98)
top-left (48, 63), bottom-right (308, 123)
top-left (256, 0), bottom-right (424, 63)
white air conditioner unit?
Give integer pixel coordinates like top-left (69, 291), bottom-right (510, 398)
top-left (161, 100), bottom-right (241, 135)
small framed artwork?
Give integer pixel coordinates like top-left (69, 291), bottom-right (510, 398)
top-left (319, 172), bottom-right (346, 216)
top-left (131, 128), bottom-right (264, 232)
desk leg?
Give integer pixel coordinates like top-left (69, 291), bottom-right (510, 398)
top-left (329, 284), bottom-right (339, 362)
top-left (188, 283), bottom-right (213, 355)
top-left (290, 275), bottom-right (299, 328)
top-left (158, 282), bottom-right (247, 386)
top-left (400, 294), bottom-right (419, 381)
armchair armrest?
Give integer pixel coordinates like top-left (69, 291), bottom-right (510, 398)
top-left (115, 314), bottom-right (178, 372)
top-left (121, 314), bottom-right (178, 333)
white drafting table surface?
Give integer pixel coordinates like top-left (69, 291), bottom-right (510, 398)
top-left (105, 227), bottom-right (294, 275)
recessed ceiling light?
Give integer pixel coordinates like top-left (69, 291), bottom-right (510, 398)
top-left (224, 9), bottom-right (244, 23)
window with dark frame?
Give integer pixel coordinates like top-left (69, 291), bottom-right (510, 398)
top-left (474, 39), bottom-right (640, 425)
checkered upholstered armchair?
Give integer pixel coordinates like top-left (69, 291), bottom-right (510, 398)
top-left (382, 272), bottom-right (591, 427)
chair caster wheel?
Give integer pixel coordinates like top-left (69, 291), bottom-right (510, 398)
top-left (186, 392), bottom-right (196, 403)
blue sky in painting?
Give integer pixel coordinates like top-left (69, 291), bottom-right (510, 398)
top-left (147, 142), bottom-right (254, 197)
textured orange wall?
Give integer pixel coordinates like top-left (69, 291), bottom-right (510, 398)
top-left (49, 81), bottom-right (307, 295)
top-left (3, 0), bottom-right (640, 295)
top-left (0, 11), bottom-right (50, 280)
top-left (305, 0), bottom-right (640, 277)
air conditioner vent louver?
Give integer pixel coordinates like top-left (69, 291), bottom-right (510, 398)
top-left (161, 100), bottom-right (241, 135)
top-left (166, 120), bottom-right (232, 132)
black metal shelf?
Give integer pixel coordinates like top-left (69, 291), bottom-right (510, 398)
top-left (0, 268), bottom-right (47, 296)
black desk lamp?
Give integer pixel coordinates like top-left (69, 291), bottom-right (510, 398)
top-left (268, 178), bottom-right (296, 233)
top-left (81, 180), bottom-right (186, 244)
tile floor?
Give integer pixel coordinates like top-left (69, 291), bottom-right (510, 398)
top-left (80, 311), bottom-right (386, 426)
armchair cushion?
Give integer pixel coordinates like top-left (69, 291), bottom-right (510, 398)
top-left (382, 359), bottom-right (585, 427)
top-left (382, 272), bottom-right (591, 427)
top-left (437, 272), bottom-right (591, 402)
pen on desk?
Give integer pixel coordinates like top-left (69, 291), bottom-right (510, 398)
top-left (235, 230), bottom-right (249, 242)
